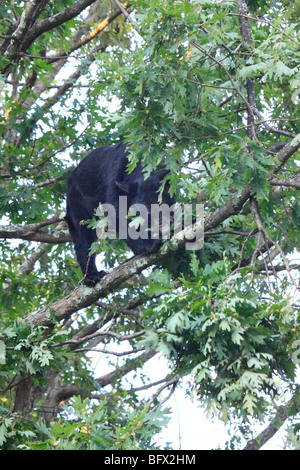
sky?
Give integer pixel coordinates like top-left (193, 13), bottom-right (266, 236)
top-left (90, 347), bottom-right (295, 450)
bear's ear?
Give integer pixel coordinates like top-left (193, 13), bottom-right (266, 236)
top-left (115, 181), bottom-right (138, 194)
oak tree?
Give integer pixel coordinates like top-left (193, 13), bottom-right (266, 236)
top-left (0, 0), bottom-right (299, 450)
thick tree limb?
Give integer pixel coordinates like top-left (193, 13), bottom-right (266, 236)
top-left (269, 177), bottom-right (300, 190)
top-left (243, 386), bottom-right (300, 450)
top-left (0, 219), bottom-right (70, 244)
top-left (274, 133), bottom-right (300, 172)
top-left (32, 0), bottom-right (98, 40)
top-left (22, 186), bottom-right (252, 328)
top-left (1, 0), bottom-right (97, 73)
top-left (1, 0), bottom-right (49, 51)
top-left (39, 373), bottom-right (79, 421)
top-left (1, 0), bottom-right (50, 72)
top-left (5, 3), bottom-right (129, 148)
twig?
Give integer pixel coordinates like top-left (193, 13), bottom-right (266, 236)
top-left (205, 230), bottom-right (257, 237)
top-left (53, 329), bottom-right (146, 348)
top-left (112, 1), bottom-right (141, 36)
top-left (190, 39), bottom-right (257, 131)
top-left (94, 300), bottom-right (142, 318)
top-left (228, 13), bottom-right (300, 47)
top-left (20, 122), bottom-right (91, 173)
top-left (250, 198), bottom-right (299, 291)
top-left (183, 113), bottom-right (292, 140)
top-left (148, 377), bottom-right (179, 412)
top-left (250, 229), bottom-right (264, 283)
top-left (253, 107), bottom-right (295, 138)
top-left (91, 377), bottom-right (170, 400)
top-left (257, 264), bottom-right (300, 273)
top-left (72, 346), bottom-right (145, 356)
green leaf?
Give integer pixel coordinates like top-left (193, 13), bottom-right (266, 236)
top-left (0, 340), bottom-right (5, 364)
top-left (243, 393), bottom-right (258, 414)
top-left (264, 60), bottom-right (297, 82)
top-left (0, 423), bottom-right (8, 446)
top-left (166, 310), bottom-right (186, 333)
top-left (231, 328), bottom-right (243, 345)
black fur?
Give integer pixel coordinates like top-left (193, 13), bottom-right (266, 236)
top-left (65, 143), bottom-right (174, 286)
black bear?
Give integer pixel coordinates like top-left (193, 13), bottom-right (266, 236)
top-left (65, 142), bottom-right (174, 286)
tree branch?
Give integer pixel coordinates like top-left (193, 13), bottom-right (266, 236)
top-left (73, 346), bottom-right (145, 356)
top-left (28, 0), bottom-right (98, 45)
top-left (269, 177), bottom-right (300, 190)
top-left (92, 377), bottom-right (171, 399)
top-left (0, 217), bottom-right (70, 244)
top-left (243, 386), bottom-right (300, 450)
top-left (18, 242), bottom-right (47, 276)
top-left (40, 44), bottom-right (107, 113)
top-left (237, 0), bottom-right (257, 140)
top-left (55, 329), bottom-right (146, 348)
top-left (22, 186), bottom-right (252, 328)
top-left (228, 12), bottom-right (300, 47)
top-left (190, 40), bottom-right (257, 136)
top-left (1, 0), bottom-right (50, 72)
top-left (96, 349), bottom-right (158, 387)
top-left (250, 198), bottom-right (299, 290)
top-left (274, 133), bottom-right (300, 172)
top-left (253, 108), bottom-right (296, 138)
top-left (148, 377), bottom-right (179, 412)
top-left (6, 4), bottom-right (130, 148)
